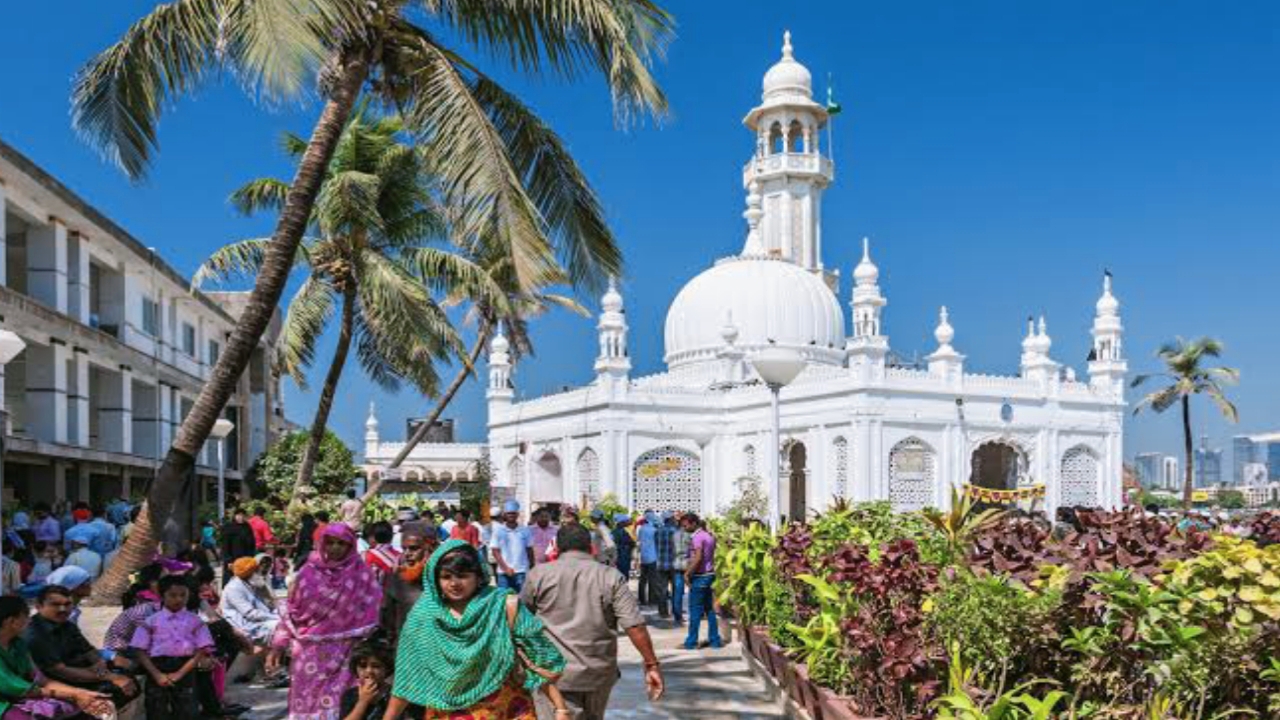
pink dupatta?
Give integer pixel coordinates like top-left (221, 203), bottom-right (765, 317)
top-left (273, 523), bottom-right (382, 646)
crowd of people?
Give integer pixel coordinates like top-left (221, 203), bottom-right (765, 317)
top-left (0, 495), bottom-right (717, 719)
top-left (1, 500), bottom-right (139, 596)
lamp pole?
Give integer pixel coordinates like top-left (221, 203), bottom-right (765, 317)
top-left (750, 347), bottom-right (806, 531)
top-left (210, 419), bottom-right (235, 521)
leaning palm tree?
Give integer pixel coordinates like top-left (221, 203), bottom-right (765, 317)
top-left (194, 110), bottom-right (493, 512)
top-left (74, 0), bottom-right (671, 599)
top-left (1132, 337), bottom-right (1240, 509)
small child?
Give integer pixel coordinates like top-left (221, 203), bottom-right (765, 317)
top-left (130, 575), bottom-right (215, 719)
top-left (340, 639), bottom-right (420, 720)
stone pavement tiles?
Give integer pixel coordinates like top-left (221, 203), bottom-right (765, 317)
top-left (80, 600), bottom-right (786, 719)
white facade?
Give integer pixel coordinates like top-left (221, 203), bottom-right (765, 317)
top-left (361, 403), bottom-right (486, 491)
top-left (482, 34), bottom-right (1127, 520)
top-left (0, 139), bottom-right (286, 506)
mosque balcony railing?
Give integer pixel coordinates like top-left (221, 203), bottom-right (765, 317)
top-left (742, 152), bottom-right (834, 181)
top-left (962, 372), bottom-right (1041, 393)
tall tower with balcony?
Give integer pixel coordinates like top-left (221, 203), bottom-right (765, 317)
top-left (741, 31), bottom-right (835, 280)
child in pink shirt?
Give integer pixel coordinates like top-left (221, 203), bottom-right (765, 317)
top-left (131, 575), bottom-right (214, 718)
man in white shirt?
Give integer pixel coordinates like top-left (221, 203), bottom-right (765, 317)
top-left (62, 537), bottom-right (102, 580)
top-left (490, 500), bottom-right (535, 593)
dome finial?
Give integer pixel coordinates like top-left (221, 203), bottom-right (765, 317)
top-left (934, 306), bottom-right (955, 349)
top-left (853, 237), bottom-right (879, 286)
top-left (366, 402), bottom-right (377, 428)
top-left (782, 30), bottom-right (793, 59)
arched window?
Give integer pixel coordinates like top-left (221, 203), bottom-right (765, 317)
top-left (788, 120), bottom-right (804, 152)
top-left (633, 446), bottom-right (702, 513)
top-left (507, 456), bottom-right (525, 498)
top-left (769, 122), bottom-right (784, 155)
top-left (833, 436), bottom-right (849, 498)
top-left (1061, 446), bottom-right (1101, 508)
top-left (577, 448), bottom-right (601, 506)
top-left (888, 437), bottom-right (936, 511)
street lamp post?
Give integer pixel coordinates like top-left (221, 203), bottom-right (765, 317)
top-left (210, 419), bottom-right (235, 521)
top-left (0, 330), bottom-right (27, 560)
top-left (750, 347), bottom-right (806, 531)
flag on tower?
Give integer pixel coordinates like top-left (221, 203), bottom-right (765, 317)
top-left (826, 78), bottom-right (842, 115)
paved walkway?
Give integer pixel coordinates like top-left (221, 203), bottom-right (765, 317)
top-left (81, 599), bottom-right (786, 719)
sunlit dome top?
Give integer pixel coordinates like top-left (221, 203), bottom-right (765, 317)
top-left (762, 31), bottom-right (813, 102)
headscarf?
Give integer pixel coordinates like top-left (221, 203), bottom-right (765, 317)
top-left (392, 539), bottom-right (557, 710)
top-left (46, 565), bottom-right (91, 590)
top-left (278, 523), bottom-right (381, 643)
top-left (231, 557), bottom-right (259, 579)
top-left (72, 509), bottom-right (91, 523)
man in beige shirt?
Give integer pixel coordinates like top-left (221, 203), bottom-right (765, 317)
top-left (521, 524), bottom-right (664, 720)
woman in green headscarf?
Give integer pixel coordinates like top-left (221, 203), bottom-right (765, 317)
top-left (381, 539), bottom-right (570, 720)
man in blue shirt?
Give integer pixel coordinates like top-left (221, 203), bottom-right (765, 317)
top-left (636, 511), bottom-right (659, 607)
top-left (491, 499), bottom-right (535, 592)
top-left (654, 511), bottom-right (676, 619)
top-left (87, 507), bottom-right (118, 557)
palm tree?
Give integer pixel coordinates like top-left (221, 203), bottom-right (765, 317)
top-left (74, 0), bottom-right (671, 599)
top-left (361, 243), bottom-right (586, 501)
top-left (194, 110), bottom-right (493, 512)
top-left (1132, 337), bottom-right (1240, 509)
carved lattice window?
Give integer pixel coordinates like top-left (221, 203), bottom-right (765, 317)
top-left (744, 445), bottom-right (758, 479)
top-left (833, 436), bottom-right (849, 498)
top-left (889, 437), bottom-right (935, 512)
top-left (632, 446), bottom-right (702, 513)
top-left (577, 448), bottom-right (600, 506)
top-left (1061, 446), bottom-right (1100, 508)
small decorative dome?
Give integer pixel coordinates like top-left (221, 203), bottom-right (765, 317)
top-left (934, 306), bottom-right (955, 348)
top-left (1096, 272), bottom-right (1119, 316)
top-left (853, 237), bottom-right (879, 285)
top-left (1021, 317), bottom-right (1037, 352)
top-left (664, 256), bottom-right (845, 369)
top-left (602, 276), bottom-right (623, 313)
top-left (762, 31), bottom-right (813, 102)
top-left (490, 329), bottom-right (510, 355)
top-left (1033, 316), bottom-right (1053, 355)
top-left (365, 402), bottom-right (378, 429)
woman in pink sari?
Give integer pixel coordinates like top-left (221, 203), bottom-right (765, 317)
top-left (268, 523), bottom-right (381, 719)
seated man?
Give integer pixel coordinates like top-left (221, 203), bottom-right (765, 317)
top-left (24, 585), bottom-right (139, 708)
top-left (44, 566), bottom-right (93, 626)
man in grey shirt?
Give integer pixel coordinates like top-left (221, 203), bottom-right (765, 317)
top-left (521, 524), bottom-right (665, 720)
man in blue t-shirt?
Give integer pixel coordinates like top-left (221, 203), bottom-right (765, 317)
top-left (491, 499), bottom-right (535, 592)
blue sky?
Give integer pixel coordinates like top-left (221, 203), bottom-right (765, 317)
top-left (1, 1), bottom-right (1277, 467)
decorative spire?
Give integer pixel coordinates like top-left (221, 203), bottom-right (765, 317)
top-left (934, 306), bottom-right (955, 351)
top-left (741, 180), bottom-right (764, 256)
top-left (782, 30), bottom-right (793, 60)
top-left (490, 324), bottom-right (510, 355)
top-left (365, 402), bottom-right (378, 430)
top-left (602, 275), bottom-right (624, 313)
top-left (1036, 315), bottom-right (1053, 356)
top-left (853, 237), bottom-right (879, 285)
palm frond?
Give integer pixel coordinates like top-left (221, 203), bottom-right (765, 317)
top-left (402, 247), bottom-right (506, 308)
top-left (1204, 386), bottom-right (1240, 424)
top-left (277, 275), bottom-right (336, 386)
top-left (1133, 385), bottom-right (1182, 416)
top-left (279, 130), bottom-right (310, 158)
top-left (229, 177), bottom-right (292, 216)
top-left (190, 237), bottom-right (274, 289)
top-left (315, 170), bottom-right (384, 236)
top-left (417, 0), bottom-right (672, 122)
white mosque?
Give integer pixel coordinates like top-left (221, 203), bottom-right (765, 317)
top-left (364, 33), bottom-right (1128, 520)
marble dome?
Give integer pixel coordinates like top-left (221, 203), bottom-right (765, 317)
top-left (762, 31), bottom-right (812, 102)
top-left (663, 255), bottom-right (846, 369)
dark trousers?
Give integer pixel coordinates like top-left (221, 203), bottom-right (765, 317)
top-left (671, 571), bottom-right (686, 622)
top-left (638, 562), bottom-right (656, 605)
top-left (146, 656), bottom-right (200, 720)
top-left (616, 548), bottom-right (632, 579)
top-left (684, 573), bottom-right (723, 648)
top-left (654, 568), bottom-right (674, 617)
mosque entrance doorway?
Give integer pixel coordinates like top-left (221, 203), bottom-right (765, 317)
top-left (530, 451), bottom-right (565, 505)
top-left (970, 441), bottom-right (1027, 493)
top-left (787, 442), bottom-right (807, 523)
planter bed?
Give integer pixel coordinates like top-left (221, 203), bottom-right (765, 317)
top-left (738, 628), bottom-right (876, 720)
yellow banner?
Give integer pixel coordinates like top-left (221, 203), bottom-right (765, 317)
top-left (962, 483), bottom-right (1046, 504)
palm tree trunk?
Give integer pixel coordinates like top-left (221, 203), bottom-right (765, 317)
top-left (90, 52), bottom-right (371, 604)
top-left (361, 319), bottom-right (492, 502)
top-left (1182, 394), bottom-right (1195, 510)
top-left (289, 283), bottom-right (357, 515)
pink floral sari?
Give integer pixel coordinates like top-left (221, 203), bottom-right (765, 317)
top-left (272, 524), bottom-right (381, 720)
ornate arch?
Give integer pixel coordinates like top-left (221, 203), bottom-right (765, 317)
top-left (632, 445), bottom-right (702, 513)
top-left (576, 448), bottom-right (601, 506)
top-left (888, 437), bottom-right (935, 512)
top-left (1060, 445), bottom-right (1101, 508)
top-left (507, 456), bottom-right (525, 497)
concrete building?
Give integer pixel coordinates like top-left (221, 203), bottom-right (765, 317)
top-left (471, 34), bottom-right (1127, 520)
top-left (1135, 452), bottom-right (1162, 489)
top-left (0, 138), bottom-right (286, 507)
top-left (1195, 435), bottom-right (1224, 488)
top-left (1234, 433), bottom-right (1280, 484)
top-left (1161, 456), bottom-right (1180, 492)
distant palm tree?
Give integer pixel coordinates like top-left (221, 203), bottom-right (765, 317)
top-left (73, 0), bottom-right (670, 598)
top-left (1132, 337), bottom-right (1239, 508)
top-left (194, 111), bottom-right (497, 512)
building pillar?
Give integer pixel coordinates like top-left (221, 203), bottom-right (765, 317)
top-left (77, 466), bottom-right (90, 503)
top-left (158, 382), bottom-right (173, 452)
top-left (99, 365), bottom-right (132, 453)
top-left (27, 219), bottom-right (67, 313)
top-left (67, 232), bottom-right (91, 325)
top-left (26, 341), bottom-right (68, 443)
top-left (53, 463), bottom-right (67, 502)
top-left (71, 347), bottom-right (89, 447)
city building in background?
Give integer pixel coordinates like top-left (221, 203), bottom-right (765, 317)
top-left (1235, 432), bottom-right (1280, 484)
top-left (1135, 452), bottom-right (1162, 489)
top-left (1162, 456), bottom-right (1180, 492)
top-left (0, 138), bottom-right (287, 507)
top-left (1195, 435), bottom-right (1224, 488)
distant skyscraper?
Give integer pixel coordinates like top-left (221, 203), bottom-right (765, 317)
top-left (1195, 435), bottom-right (1223, 488)
top-left (1234, 433), bottom-right (1280, 484)
top-left (1135, 453), bottom-right (1162, 489)
top-left (1162, 456), bottom-right (1180, 491)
